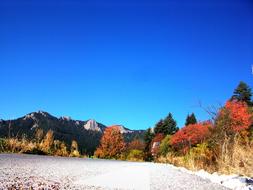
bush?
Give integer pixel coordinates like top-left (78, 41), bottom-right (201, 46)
top-left (53, 140), bottom-right (69, 156)
top-left (0, 138), bottom-right (7, 152)
top-left (171, 122), bottom-right (211, 154)
top-left (70, 140), bottom-right (80, 157)
top-left (183, 143), bottom-right (214, 172)
top-left (127, 149), bottom-right (144, 161)
top-left (0, 130), bottom-right (72, 157)
top-left (159, 135), bottom-right (171, 157)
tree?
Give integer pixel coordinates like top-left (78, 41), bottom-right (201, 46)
top-left (143, 128), bottom-right (154, 161)
top-left (185, 113), bottom-right (197, 126)
top-left (70, 140), bottom-right (80, 157)
top-left (154, 120), bottom-right (164, 134)
top-left (216, 100), bottom-right (251, 133)
top-left (144, 128), bottom-right (154, 151)
top-left (231, 81), bottom-right (252, 106)
top-left (41, 130), bottom-right (54, 153)
top-left (171, 122), bottom-right (211, 154)
top-left (154, 113), bottom-right (178, 135)
top-left (94, 126), bottom-right (126, 159)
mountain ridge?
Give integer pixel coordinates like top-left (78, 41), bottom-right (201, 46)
top-left (0, 111), bottom-right (145, 155)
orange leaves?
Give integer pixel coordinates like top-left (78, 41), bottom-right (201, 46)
top-left (94, 126), bottom-right (126, 159)
top-left (171, 122), bottom-right (211, 154)
top-left (128, 139), bottom-right (145, 151)
top-left (218, 100), bottom-right (251, 132)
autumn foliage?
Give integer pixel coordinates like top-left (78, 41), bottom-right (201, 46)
top-left (217, 100), bottom-right (251, 133)
top-left (171, 122), bottom-right (211, 154)
top-left (127, 139), bottom-right (145, 151)
top-left (94, 126), bottom-right (126, 159)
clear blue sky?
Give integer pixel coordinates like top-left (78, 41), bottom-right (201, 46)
top-left (0, 0), bottom-right (252, 129)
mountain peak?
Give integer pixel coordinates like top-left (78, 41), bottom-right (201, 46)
top-left (60, 116), bottom-right (72, 121)
top-left (23, 111), bottom-right (52, 120)
top-left (84, 119), bottom-right (102, 132)
top-left (36, 110), bottom-right (50, 116)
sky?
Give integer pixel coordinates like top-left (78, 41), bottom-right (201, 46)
top-left (0, 0), bottom-right (253, 130)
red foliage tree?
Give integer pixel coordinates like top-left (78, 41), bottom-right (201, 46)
top-left (217, 100), bottom-right (251, 133)
top-left (171, 122), bottom-right (211, 154)
top-left (94, 126), bottom-right (126, 159)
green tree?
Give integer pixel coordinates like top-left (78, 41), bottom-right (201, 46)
top-left (154, 113), bottom-right (178, 135)
top-left (143, 128), bottom-right (154, 161)
top-left (159, 135), bottom-right (172, 156)
top-left (185, 113), bottom-right (197, 126)
top-left (232, 81), bottom-right (252, 106)
top-left (153, 120), bottom-right (164, 134)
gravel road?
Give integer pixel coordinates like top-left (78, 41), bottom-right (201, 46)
top-left (0, 154), bottom-right (228, 190)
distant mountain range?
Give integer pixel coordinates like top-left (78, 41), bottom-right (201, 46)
top-left (0, 111), bottom-right (145, 154)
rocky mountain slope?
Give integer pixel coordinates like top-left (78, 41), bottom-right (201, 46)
top-left (0, 111), bottom-right (145, 154)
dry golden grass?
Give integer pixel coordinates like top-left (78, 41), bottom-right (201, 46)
top-left (157, 137), bottom-right (253, 177)
top-left (0, 129), bottom-right (83, 158)
top-left (217, 136), bottom-right (253, 176)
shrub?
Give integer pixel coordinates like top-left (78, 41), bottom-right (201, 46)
top-left (70, 140), bottom-right (80, 157)
top-left (0, 138), bottom-right (6, 152)
top-left (171, 122), bottom-right (211, 154)
top-left (53, 140), bottom-right (69, 156)
top-left (183, 143), bottom-right (214, 172)
top-left (127, 149), bottom-right (144, 161)
top-left (159, 135), bottom-right (171, 157)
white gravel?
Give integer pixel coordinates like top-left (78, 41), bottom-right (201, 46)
top-left (0, 154), bottom-right (228, 190)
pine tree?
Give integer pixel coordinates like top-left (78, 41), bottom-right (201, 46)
top-left (154, 113), bottom-right (178, 135)
top-left (232, 81), bottom-right (252, 106)
top-left (143, 128), bottom-right (154, 161)
top-left (153, 119), bottom-right (164, 134)
top-left (144, 128), bottom-right (154, 152)
top-left (185, 113), bottom-right (197, 126)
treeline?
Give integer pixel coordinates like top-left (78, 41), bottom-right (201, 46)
top-left (94, 81), bottom-right (253, 176)
top-left (147, 81), bottom-right (253, 176)
top-left (1, 81), bottom-right (252, 176)
top-left (0, 129), bottom-right (80, 157)
top-left (94, 126), bottom-right (145, 161)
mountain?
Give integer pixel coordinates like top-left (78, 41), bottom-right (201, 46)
top-left (0, 111), bottom-right (145, 155)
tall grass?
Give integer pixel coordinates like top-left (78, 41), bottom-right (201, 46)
top-left (0, 129), bottom-right (81, 158)
top-left (157, 136), bottom-right (253, 177)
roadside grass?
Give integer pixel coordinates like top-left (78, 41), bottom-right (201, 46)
top-left (0, 129), bottom-right (81, 158)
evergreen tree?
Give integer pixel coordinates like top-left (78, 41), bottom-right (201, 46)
top-left (153, 119), bottom-right (164, 134)
top-left (144, 128), bottom-right (154, 152)
top-left (154, 113), bottom-right (178, 135)
top-left (185, 113), bottom-right (197, 126)
top-left (143, 128), bottom-right (154, 161)
top-left (232, 81), bottom-right (252, 106)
